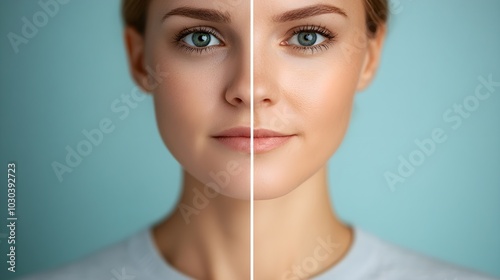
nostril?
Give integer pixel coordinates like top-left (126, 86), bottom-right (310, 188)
top-left (256, 98), bottom-right (272, 106)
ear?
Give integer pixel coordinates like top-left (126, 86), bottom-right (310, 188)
top-left (356, 25), bottom-right (387, 91)
top-left (124, 27), bottom-right (152, 93)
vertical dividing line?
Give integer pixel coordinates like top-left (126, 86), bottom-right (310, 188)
top-left (250, 0), bottom-right (255, 279)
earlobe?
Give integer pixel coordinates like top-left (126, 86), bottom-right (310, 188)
top-left (124, 27), bottom-right (151, 93)
top-left (356, 25), bottom-right (386, 92)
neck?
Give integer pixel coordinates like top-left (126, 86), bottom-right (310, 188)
top-left (153, 166), bottom-right (353, 280)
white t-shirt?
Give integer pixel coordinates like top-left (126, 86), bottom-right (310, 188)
top-left (16, 227), bottom-right (498, 280)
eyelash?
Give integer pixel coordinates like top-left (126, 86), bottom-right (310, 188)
top-left (171, 25), bottom-right (336, 55)
top-left (172, 26), bottom-right (224, 55)
top-left (288, 25), bottom-right (337, 55)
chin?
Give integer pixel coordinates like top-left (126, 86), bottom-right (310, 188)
top-left (252, 175), bottom-right (301, 200)
top-left (216, 180), bottom-right (252, 201)
top-left (209, 170), bottom-right (296, 201)
top-left (199, 161), bottom-right (252, 201)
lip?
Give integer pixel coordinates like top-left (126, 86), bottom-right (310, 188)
top-left (212, 127), bottom-right (295, 153)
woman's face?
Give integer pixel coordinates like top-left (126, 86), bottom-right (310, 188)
top-left (130, 0), bottom-right (383, 200)
top-left (252, 0), bottom-right (384, 199)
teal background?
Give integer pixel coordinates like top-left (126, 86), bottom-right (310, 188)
top-left (0, 0), bottom-right (499, 279)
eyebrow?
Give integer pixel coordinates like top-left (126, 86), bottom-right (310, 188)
top-left (162, 7), bottom-right (231, 23)
top-left (272, 4), bottom-right (347, 22)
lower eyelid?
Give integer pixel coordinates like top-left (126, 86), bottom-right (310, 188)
top-left (175, 43), bottom-right (222, 56)
top-left (289, 40), bottom-right (335, 55)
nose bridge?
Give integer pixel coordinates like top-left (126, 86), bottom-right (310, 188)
top-left (225, 38), bottom-right (251, 107)
top-left (253, 33), bottom-right (277, 105)
top-left (237, 41), bottom-right (251, 95)
top-left (225, 25), bottom-right (279, 108)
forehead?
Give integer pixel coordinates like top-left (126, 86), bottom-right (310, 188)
top-left (148, 0), bottom-right (249, 22)
top-left (148, 0), bottom-right (365, 22)
top-left (255, 0), bottom-right (364, 24)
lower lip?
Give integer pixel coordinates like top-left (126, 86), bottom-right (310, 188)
top-left (214, 136), bottom-right (294, 153)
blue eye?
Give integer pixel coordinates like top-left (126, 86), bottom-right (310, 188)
top-left (182, 32), bottom-right (222, 48)
top-left (288, 31), bottom-right (327, 47)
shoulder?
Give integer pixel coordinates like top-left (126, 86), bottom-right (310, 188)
top-left (14, 230), bottom-right (147, 280)
top-left (358, 229), bottom-right (498, 280)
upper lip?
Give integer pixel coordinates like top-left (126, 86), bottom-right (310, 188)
top-left (213, 127), bottom-right (292, 138)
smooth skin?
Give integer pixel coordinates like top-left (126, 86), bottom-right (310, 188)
top-left (124, 0), bottom-right (385, 279)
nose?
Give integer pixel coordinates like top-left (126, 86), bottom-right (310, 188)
top-left (253, 42), bottom-right (279, 108)
top-left (225, 47), bottom-right (251, 107)
top-left (225, 36), bottom-right (280, 108)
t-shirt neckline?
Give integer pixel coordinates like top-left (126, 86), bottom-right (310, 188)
top-left (128, 226), bottom-right (373, 279)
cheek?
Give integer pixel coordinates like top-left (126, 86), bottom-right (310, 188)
top-left (148, 52), bottom-right (251, 199)
top-left (148, 52), bottom-right (215, 171)
top-left (253, 52), bottom-right (363, 199)
top-left (153, 61), bottom-right (216, 158)
top-left (283, 53), bottom-right (362, 144)
top-left (307, 68), bottom-right (357, 143)
top-left (147, 40), bottom-right (226, 148)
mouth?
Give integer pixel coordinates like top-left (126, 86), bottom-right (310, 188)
top-left (212, 127), bottom-right (295, 154)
